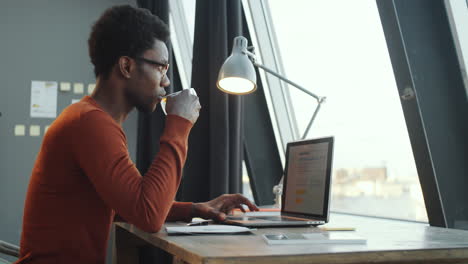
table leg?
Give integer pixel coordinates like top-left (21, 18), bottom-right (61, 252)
top-left (113, 224), bottom-right (140, 264)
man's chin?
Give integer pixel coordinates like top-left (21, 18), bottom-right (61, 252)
top-left (135, 102), bottom-right (158, 113)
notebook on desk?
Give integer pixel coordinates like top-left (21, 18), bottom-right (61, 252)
top-left (223, 136), bottom-right (334, 227)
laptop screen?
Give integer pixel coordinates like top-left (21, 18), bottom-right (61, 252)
top-left (282, 137), bottom-right (334, 220)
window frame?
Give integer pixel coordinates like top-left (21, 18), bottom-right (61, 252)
top-left (445, 0), bottom-right (468, 99)
top-left (377, 0), bottom-right (468, 228)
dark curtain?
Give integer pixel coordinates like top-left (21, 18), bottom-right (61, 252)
top-left (180, 0), bottom-right (245, 202)
top-left (136, 0), bottom-right (181, 174)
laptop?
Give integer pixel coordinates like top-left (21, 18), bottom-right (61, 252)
top-left (223, 136), bottom-right (334, 227)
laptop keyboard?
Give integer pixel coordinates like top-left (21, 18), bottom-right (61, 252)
top-left (226, 215), bottom-right (318, 223)
top-left (257, 216), bottom-right (305, 222)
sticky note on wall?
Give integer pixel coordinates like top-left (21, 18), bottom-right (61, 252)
top-left (87, 84), bottom-right (96, 94)
top-left (74, 83), bottom-right (84, 94)
top-left (14, 125), bottom-right (25, 136)
top-left (30, 125), bottom-right (41, 136)
top-left (60, 82), bottom-right (71, 92)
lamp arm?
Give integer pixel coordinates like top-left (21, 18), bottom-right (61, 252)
top-left (302, 99), bottom-right (324, 139)
top-left (249, 60), bottom-right (326, 139)
top-left (244, 50), bottom-right (323, 101)
top-left (253, 63), bottom-right (322, 103)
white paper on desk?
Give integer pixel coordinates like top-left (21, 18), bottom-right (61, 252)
top-left (166, 225), bottom-right (252, 234)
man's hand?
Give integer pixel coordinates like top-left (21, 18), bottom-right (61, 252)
top-left (192, 194), bottom-right (259, 222)
top-left (165, 88), bottom-right (201, 124)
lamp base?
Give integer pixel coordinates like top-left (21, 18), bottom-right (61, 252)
top-left (273, 183), bottom-right (283, 208)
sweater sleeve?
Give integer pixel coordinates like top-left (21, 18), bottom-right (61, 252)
top-left (166, 201), bottom-right (193, 222)
top-left (73, 111), bottom-right (192, 232)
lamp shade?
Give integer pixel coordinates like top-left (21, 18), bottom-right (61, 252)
top-left (217, 36), bottom-right (257, 95)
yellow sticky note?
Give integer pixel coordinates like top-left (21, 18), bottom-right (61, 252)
top-left (44, 125), bottom-right (50, 134)
top-left (87, 83), bottom-right (96, 94)
top-left (60, 82), bottom-right (71, 92)
top-left (74, 83), bottom-right (84, 94)
top-left (30, 125), bottom-right (41, 136)
top-left (14, 125), bottom-right (25, 136)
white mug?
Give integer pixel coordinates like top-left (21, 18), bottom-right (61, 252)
top-left (160, 88), bottom-right (197, 115)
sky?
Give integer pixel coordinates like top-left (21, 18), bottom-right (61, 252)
top-left (267, 0), bottom-right (419, 180)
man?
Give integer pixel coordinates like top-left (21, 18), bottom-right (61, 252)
top-left (16, 5), bottom-right (258, 264)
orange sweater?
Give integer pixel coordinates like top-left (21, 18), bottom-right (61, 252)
top-left (16, 96), bottom-right (193, 264)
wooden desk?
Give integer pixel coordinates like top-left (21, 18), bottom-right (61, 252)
top-left (114, 213), bottom-right (468, 264)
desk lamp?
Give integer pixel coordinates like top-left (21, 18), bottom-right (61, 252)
top-left (217, 36), bottom-right (325, 139)
top-left (217, 36), bottom-right (326, 207)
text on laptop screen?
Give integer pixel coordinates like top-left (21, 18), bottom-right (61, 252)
top-left (283, 142), bottom-right (330, 215)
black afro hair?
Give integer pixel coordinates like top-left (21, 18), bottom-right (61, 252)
top-left (88, 5), bottom-right (169, 78)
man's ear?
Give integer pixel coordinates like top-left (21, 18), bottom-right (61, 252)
top-left (117, 56), bottom-right (134, 79)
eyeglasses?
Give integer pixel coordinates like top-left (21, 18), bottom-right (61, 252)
top-left (135, 57), bottom-right (169, 76)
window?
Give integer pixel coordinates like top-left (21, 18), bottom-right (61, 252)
top-left (169, 0), bottom-right (196, 88)
top-left (445, 0), bottom-right (468, 99)
top-left (242, 161), bottom-right (254, 202)
top-left (266, 0), bottom-right (427, 221)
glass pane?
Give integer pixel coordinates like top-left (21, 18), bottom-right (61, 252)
top-left (242, 161), bottom-right (255, 203)
top-left (446, 0), bottom-right (468, 99)
top-left (268, 0), bottom-right (427, 222)
top-left (181, 0), bottom-right (196, 44)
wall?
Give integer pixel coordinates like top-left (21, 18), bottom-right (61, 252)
top-left (0, 0), bottom-right (137, 262)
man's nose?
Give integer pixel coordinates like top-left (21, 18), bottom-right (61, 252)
top-left (161, 75), bottom-right (171, 87)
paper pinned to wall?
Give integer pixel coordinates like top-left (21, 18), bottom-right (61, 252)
top-left (87, 83), bottom-right (96, 94)
top-left (60, 82), bottom-right (71, 92)
top-left (30, 80), bottom-right (58, 118)
top-left (14, 125), bottom-right (25, 136)
top-left (73, 83), bottom-right (84, 94)
top-left (29, 125), bottom-right (41, 136)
